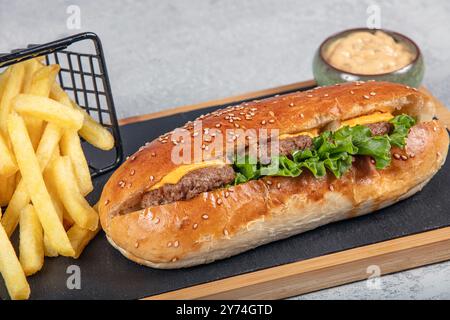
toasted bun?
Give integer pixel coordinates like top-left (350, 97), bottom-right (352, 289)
top-left (99, 81), bottom-right (448, 268)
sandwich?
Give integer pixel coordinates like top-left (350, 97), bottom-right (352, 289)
top-left (99, 81), bottom-right (449, 268)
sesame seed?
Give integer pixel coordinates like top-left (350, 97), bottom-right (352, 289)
top-left (234, 123), bottom-right (240, 128)
top-left (324, 94), bottom-right (329, 97)
top-left (174, 240), bottom-right (179, 248)
top-left (266, 180), bottom-right (272, 185)
top-left (202, 214), bottom-right (209, 220)
top-left (329, 185), bottom-right (334, 191)
top-left (307, 94), bottom-right (313, 98)
top-left (269, 119), bottom-right (275, 123)
top-left (172, 257), bottom-right (177, 262)
top-left (143, 207), bottom-right (153, 219)
top-left (118, 180), bottom-right (125, 188)
top-left (130, 169), bottom-right (135, 176)
top-left (193, 223), bottom-right (198, 229)
top-left (223, 229), bottom-right (229, 236)
top-left (369, 92), bottom-right (376, 96)
top-left (167, 241), bottom-right (172, 247)
top-left (130, 156), bottom-right (136, 161)
top-left (401, 155), bottom-right (408, 160)
top-left (433, 127), bottom-right (437, 132)
top-left (370, 158), bottom-right (375, 164)
top-left (409, 153), bottom-right (415, 158)
top-left (350, 90), bottom-right (355, 95)
top-left (154, 217), bottom-right (160, 224)
top-left (269, 111), bottom-right (275, 117)
top-left (393, 153), bottom-right (401, 160)
top-left (437, 152), bottom-right (442, 157)
top-left (217, 198), bottom-right (223, 205)
top-left (104, 199), bottom-right (110, 205)
top-left (149, 175), bottom-right (154, 181)
top-left (277, 183), bottom-right (281, 189)
top-left (225, 191), bottom-right (230, 198)
top-left (363, 95), bottom-right (370, 99)
top-left (135, 241), bottom-right (139, 248)
top-left (151, 152), bottom-right (156, 157)
top-left (300, 113), bottom-right (304, 118)
top-left (289, 102), bottom-right (295, 106)
top-left (215, 123), bottom-right (221, 128)
top-left (261, 120), bottom-right (267, 125)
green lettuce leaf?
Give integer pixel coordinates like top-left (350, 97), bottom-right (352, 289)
top-left (231, 114), bottom-right (416, 185)
top-left (388, 114), bottom-right (416, 148)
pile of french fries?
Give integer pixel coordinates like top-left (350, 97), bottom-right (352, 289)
top-left (0, 57), bottom-right (114, 300)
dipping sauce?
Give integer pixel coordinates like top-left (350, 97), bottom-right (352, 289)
top-left (323, 30), bottom-right (415, 75)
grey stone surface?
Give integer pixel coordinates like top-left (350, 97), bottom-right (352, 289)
top-left (1, 0), bottom-right (449, 299)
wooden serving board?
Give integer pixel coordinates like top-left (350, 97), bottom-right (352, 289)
top-left (3, 80), bottom-right (449, 300)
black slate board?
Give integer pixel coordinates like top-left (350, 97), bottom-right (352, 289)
top-left (1, 93), bottom-right (449, 300)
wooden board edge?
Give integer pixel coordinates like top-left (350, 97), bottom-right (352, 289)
top-left (118, 80), bottom-right (316, 125)
top-left (145, 226), bottom-right (450, 300)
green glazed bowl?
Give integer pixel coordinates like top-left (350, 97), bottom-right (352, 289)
top-left (313, 28), bottom-right (424, 88)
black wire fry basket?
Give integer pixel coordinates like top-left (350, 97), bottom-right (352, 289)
top-left (0, 32), bottom-right (123, 178)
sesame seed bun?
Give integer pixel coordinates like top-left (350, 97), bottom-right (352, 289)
top-left (99, 81), bottom-right (448, 268)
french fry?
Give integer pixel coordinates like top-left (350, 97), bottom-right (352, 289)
top-left (0, 64), bottom-right (25, 137)
top-left (0, 175), bottom-right (16, 207)
top-left (49, 81), bottom-right (71, 105)
top-left (50, 156), bottom-right (98, 231)
top-left (28, 64), bottom-right (60, 97)
top-left (67, 223), bottom-right (100, 259)
top-left (19, 204), bottom-right (44, 275)
top-left (75, 103), bottom-right (115, 150)
top-left (42, 165), bottom-right (66, 257)
top-left (0, 208), bottom-right (30, 300)
top-left (60, 130), bottom-right (94, 195)
top-left (22, 58), bottom-right (42, 94)
top-left (1, 123), bottom-right (62, 237)
top-left (0, 68), bottom-right (12, 98)
top-left (25, 64), bottom-right (61, 149)
top-left (13, 94), bottom-right (84, 130)
top-left (51, 82), bottom-right (114, 150)
top-left (7, 112), bottom-right (74, 256)
top-left (0, 134), bottom-right (17, 177)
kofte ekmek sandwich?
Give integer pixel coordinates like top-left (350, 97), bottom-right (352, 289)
top-left (99, 81), bottom-right (449, 269)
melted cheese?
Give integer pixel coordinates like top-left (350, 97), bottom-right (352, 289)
top-left (339, 111), bottom-right (394, 128)
top-left (279, 129), bottom-right (320, 139)
top-left (150, 159), bottom-right (226, 190)
top-left (151, 112), bottom-right (394, 188)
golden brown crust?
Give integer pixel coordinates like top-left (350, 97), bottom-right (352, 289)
top-left (99, 81), bottom-right (447, 268)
